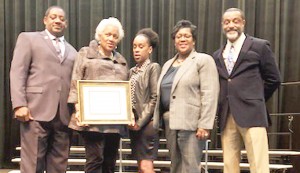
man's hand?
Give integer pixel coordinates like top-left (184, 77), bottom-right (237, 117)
top-left (14, 106), bottom-right (34, 122)
top-left (196, 128), bottom-right (209, 140)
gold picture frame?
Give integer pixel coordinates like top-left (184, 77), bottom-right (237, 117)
top-left (77, 80), bottom-right (133, 124)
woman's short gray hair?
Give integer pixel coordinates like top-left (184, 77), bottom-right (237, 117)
top-left (94, 17), bottom-right (125, 42)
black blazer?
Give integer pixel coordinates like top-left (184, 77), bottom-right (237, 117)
top-left (213, 35), bottom-right (281, 131)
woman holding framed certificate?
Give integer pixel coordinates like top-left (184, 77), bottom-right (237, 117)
top-left (68, 17), bottom-right (128, 173)
top-left (128, 28), bottom-right (161, 173)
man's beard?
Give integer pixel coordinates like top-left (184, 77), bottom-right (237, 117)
top-left (226, 30), bottom-right (241, 42)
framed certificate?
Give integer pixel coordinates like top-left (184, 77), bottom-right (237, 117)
top-left (77, 80), bottom-right (133, 124)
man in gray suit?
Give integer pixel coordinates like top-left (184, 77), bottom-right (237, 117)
top-left (10, 6), bottom-right (77, 172)
top-left (213, 8), bottom-right (281, 173)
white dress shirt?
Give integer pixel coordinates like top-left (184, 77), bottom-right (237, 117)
top-left (223, 33), bottom-right (246, 68)
top-left (45, 29), bottom-right (65, 56)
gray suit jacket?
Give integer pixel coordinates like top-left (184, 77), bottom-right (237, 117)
top-left (153, 50), bottom-right (219, 131)
top-left (10, 31), bottom-right (77, 125)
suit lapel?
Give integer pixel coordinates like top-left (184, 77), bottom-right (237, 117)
top-left (157, 58), bottom-right (173, 96)
top-left (231, 36), bottom-right (253, 75)
top-left (40, 31), bottom-right (58, 56)
top-left (171, 51), bottom-right (196, 93)
top-left (61, 40), bottom-right (68, 63)
top-left (217, 36), bottom-right (253, 77)
top-left (216, 45), bottom-right (229, 77)
top-left (40, 31), bottom-right (67, 64)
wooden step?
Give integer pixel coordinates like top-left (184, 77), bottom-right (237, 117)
top-left (11, 158), bottom-right (293, 171)
top-left (16, 146), bottom-right (300, 157)
top-left (121, 138), bottom-right (167, 143)
top-left (15, 147), bottom-right (169, 157)
top-left (204, 149), bottom-right (300, 157)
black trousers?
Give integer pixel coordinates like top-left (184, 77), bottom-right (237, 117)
top-left (81, 132), bottom-right (121, 173)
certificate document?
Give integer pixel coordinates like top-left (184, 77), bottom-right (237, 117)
top-left (77, 80), bottom-right (133, 124)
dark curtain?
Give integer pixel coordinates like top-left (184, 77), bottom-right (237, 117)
top-left (1, 0), bottom-right (299, 168)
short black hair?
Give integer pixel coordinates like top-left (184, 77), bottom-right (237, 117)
top-left (171, 20), bottom-right (197, 41)
top-left (136, 28), bottom-right (159, 49)
top-left (44, 6), bottom-right (65, 17)
top-left (223, 8), bottom-right (245, 20)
